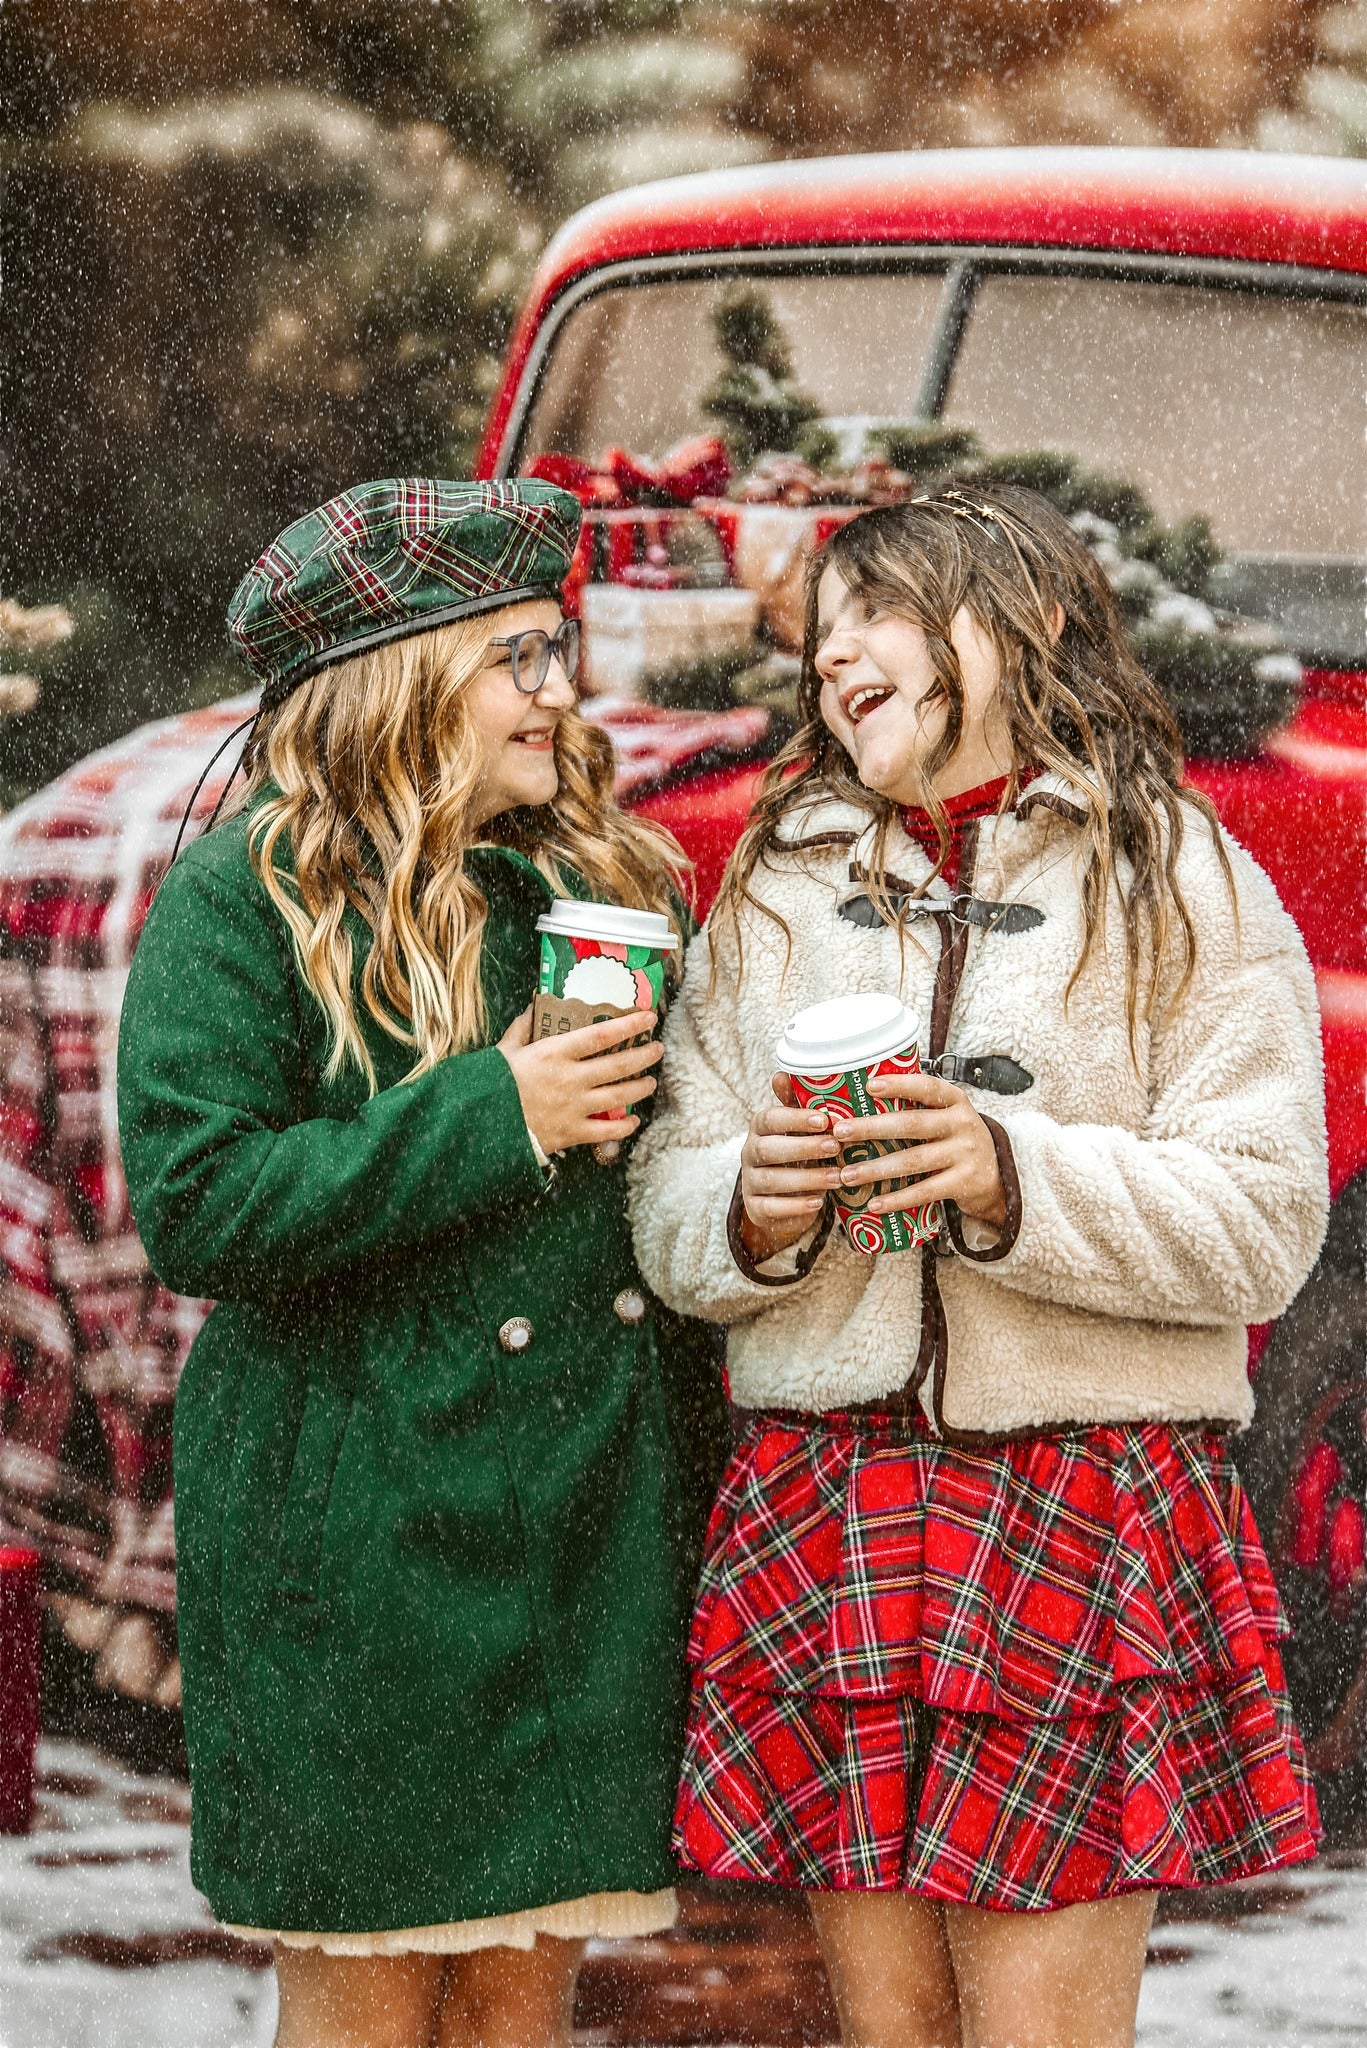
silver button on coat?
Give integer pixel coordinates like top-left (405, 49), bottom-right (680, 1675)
top-left (498, 1316), bottom-right (533, 1353)
top-left (613, 1289), bottom-right (646, 1326)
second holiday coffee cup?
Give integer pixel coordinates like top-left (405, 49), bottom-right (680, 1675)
top-left (774, 991), bottom-right (944, 1254)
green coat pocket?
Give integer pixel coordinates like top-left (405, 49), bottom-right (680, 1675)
top-left (276, 1375), bottom-right (356, 1600)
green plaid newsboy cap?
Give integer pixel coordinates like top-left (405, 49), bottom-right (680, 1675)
top-left (228, 478), bottom-right (583, 708)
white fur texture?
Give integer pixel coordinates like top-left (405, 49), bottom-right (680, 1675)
top-left (628, 784), bottom-right (1329, 1432)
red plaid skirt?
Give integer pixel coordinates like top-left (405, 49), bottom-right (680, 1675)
top-left (673, 1413), bottom-right (1319, 1912)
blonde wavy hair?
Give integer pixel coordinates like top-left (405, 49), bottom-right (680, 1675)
top-left (226, 615), bottom-right (688, 1091)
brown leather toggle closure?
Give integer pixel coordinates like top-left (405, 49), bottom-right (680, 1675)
top-left (925, 1052), bottom-right (1033, 1096)
top-left (838, 888), bottom-right (1044, 936)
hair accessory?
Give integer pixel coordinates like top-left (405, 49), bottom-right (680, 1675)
top-left (908, 490), bottom-right (997, 522)
top-left (904, 486), bottom-right (1056, 629)
top-left (943, 488), bottom-right (1001, 522)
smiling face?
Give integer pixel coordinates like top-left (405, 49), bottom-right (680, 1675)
top-left (462, 597), bottom-right (576, 826)
top-left (814, 563), bottom-right (1012, 806)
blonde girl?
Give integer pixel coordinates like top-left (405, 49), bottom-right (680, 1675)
top-left (119, 480), bottom-right (722, 2048)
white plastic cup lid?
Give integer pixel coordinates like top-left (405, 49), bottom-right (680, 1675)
top-left (774, 992), bottom-right (920, 1075)
top-left (535, 899), bottom-right (679, 951)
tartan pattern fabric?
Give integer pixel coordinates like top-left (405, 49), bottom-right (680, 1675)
top-left (673, 1414), bottom-right (1320, 1908)
top-left (0, 692), bottom-right (764, 1686)
top-left (227, 479), bottom-right (583, 697)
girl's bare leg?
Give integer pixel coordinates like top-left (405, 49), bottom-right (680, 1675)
top-left (272, 1948), bottom-right (447, 2048)
top-left (807, 1889), bottom-right (962, 2048)
top-left (944, 1890), bottom-right (1156, 2048)
top-left (435, 1935), bottom-right (585, 2048)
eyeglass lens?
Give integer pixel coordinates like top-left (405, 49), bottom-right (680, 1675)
top-left (511, 619), bottom-right (580, 693)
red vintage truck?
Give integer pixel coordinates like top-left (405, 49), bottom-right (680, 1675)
top-left (2, 147), bottom-right (1365, 1811)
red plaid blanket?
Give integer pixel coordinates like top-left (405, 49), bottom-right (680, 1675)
top-left (0, 694), bottom-right (765, 1697)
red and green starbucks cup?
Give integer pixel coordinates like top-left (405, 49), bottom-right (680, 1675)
top-left (533, 900), bottom-right (679, 1115)
top-left (774, 992), bottom-right (943, 1255)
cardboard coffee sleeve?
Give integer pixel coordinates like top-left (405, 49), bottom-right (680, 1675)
top-left (532, 901), bottom-right (679, 1113)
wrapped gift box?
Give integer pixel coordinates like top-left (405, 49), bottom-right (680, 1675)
top-left (694, 500), bottom-right (860, 651)
top-left (582, 584), bottom-right (761, 698)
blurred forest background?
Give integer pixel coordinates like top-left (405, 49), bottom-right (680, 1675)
top-left (3, 0), bottom-right (1367, 803)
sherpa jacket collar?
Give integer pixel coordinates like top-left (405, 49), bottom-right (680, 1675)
top-left (773, 769), bottom-right (1091, 862)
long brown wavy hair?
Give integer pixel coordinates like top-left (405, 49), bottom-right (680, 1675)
top-left (227, 614), bottom-right (687, 1091)
top-left (712, 482), bottom-right (1232, 1038)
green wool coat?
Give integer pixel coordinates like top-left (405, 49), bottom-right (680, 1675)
top-left (116, 809), bottom-right (727, 1935)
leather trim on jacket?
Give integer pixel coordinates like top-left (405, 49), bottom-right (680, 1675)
top-left (726, 1172), bottom-right (835, 1287)
top-left (946, 1117), bottom-right (1023, 1264)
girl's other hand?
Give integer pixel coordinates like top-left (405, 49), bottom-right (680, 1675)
top-left (832, 1070), bottom-right (1006, 1228)
top-left (498, 1005), bottom-right (663, 1155)
top-left (739, 1072), bottom-right (842, 1262)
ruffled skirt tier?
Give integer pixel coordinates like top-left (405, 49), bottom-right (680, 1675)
top-left (673, 1415), bottom-right (1318, 1912)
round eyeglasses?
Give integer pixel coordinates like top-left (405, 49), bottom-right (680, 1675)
top-left (488, 618), bottom-right (581, 695)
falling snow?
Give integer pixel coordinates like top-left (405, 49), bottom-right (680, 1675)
top-left (1, 1742), bottom-right (1364, 2047)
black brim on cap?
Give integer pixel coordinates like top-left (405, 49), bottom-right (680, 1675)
top-left (259, 583), bottom-right (565, 711)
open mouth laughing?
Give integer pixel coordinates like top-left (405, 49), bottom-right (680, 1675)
top-left (841, 683), bottom-right (896, 726)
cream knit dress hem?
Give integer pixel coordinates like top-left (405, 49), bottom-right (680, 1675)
top-left (225, 1886), bottom-right (678, 1956)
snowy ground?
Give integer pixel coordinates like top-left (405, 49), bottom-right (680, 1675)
top-left (0, 1744), bottom-right (273, 2048)
top-left (2, 1741), bottom-right (1364, 2048)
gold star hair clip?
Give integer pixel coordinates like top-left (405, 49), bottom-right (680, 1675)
top-left (909, 489), bottom-right (1000, 522)
top-left (943, 489), bottom-right (1000, 521)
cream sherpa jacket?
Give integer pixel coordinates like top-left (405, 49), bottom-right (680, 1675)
top-left (628, 774), bottom-right (1329, 1436)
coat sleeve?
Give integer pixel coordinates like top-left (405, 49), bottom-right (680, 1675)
top-left (629, 914), bottom-right (823, 1324)
top-left (969, 842), bottom-right (1329, 1328)
top-left (117, 839), bottom-right (545, 1303)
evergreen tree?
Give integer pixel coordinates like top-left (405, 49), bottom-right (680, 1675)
top-left (702, 286), bottom-right (834, 471)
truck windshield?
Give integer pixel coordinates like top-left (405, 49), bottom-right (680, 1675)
top-left (521, 268), bottom-right (948, 463)
top-left (943, 273), bottom-right (1366, 664)
top-left (517, 261), bottom-right (1366, 664)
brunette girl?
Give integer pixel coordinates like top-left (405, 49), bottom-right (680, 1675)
top-left (118, 479), bottom-right (721, 2048)
top-left (631, 483), bottom-right (1327, 2048)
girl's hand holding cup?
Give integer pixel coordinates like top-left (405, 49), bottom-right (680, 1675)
top-left (747, 992), bottom-right (1006, 1261)
top-left (739, 1076), bottom-right (843, 1262)
top-left (832, 1069), bottom-right (1007, 1230)
top-left (499, 1005), bottom-right (662, 1154)
top-left (506, 898), bottom-right (680, 1159)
